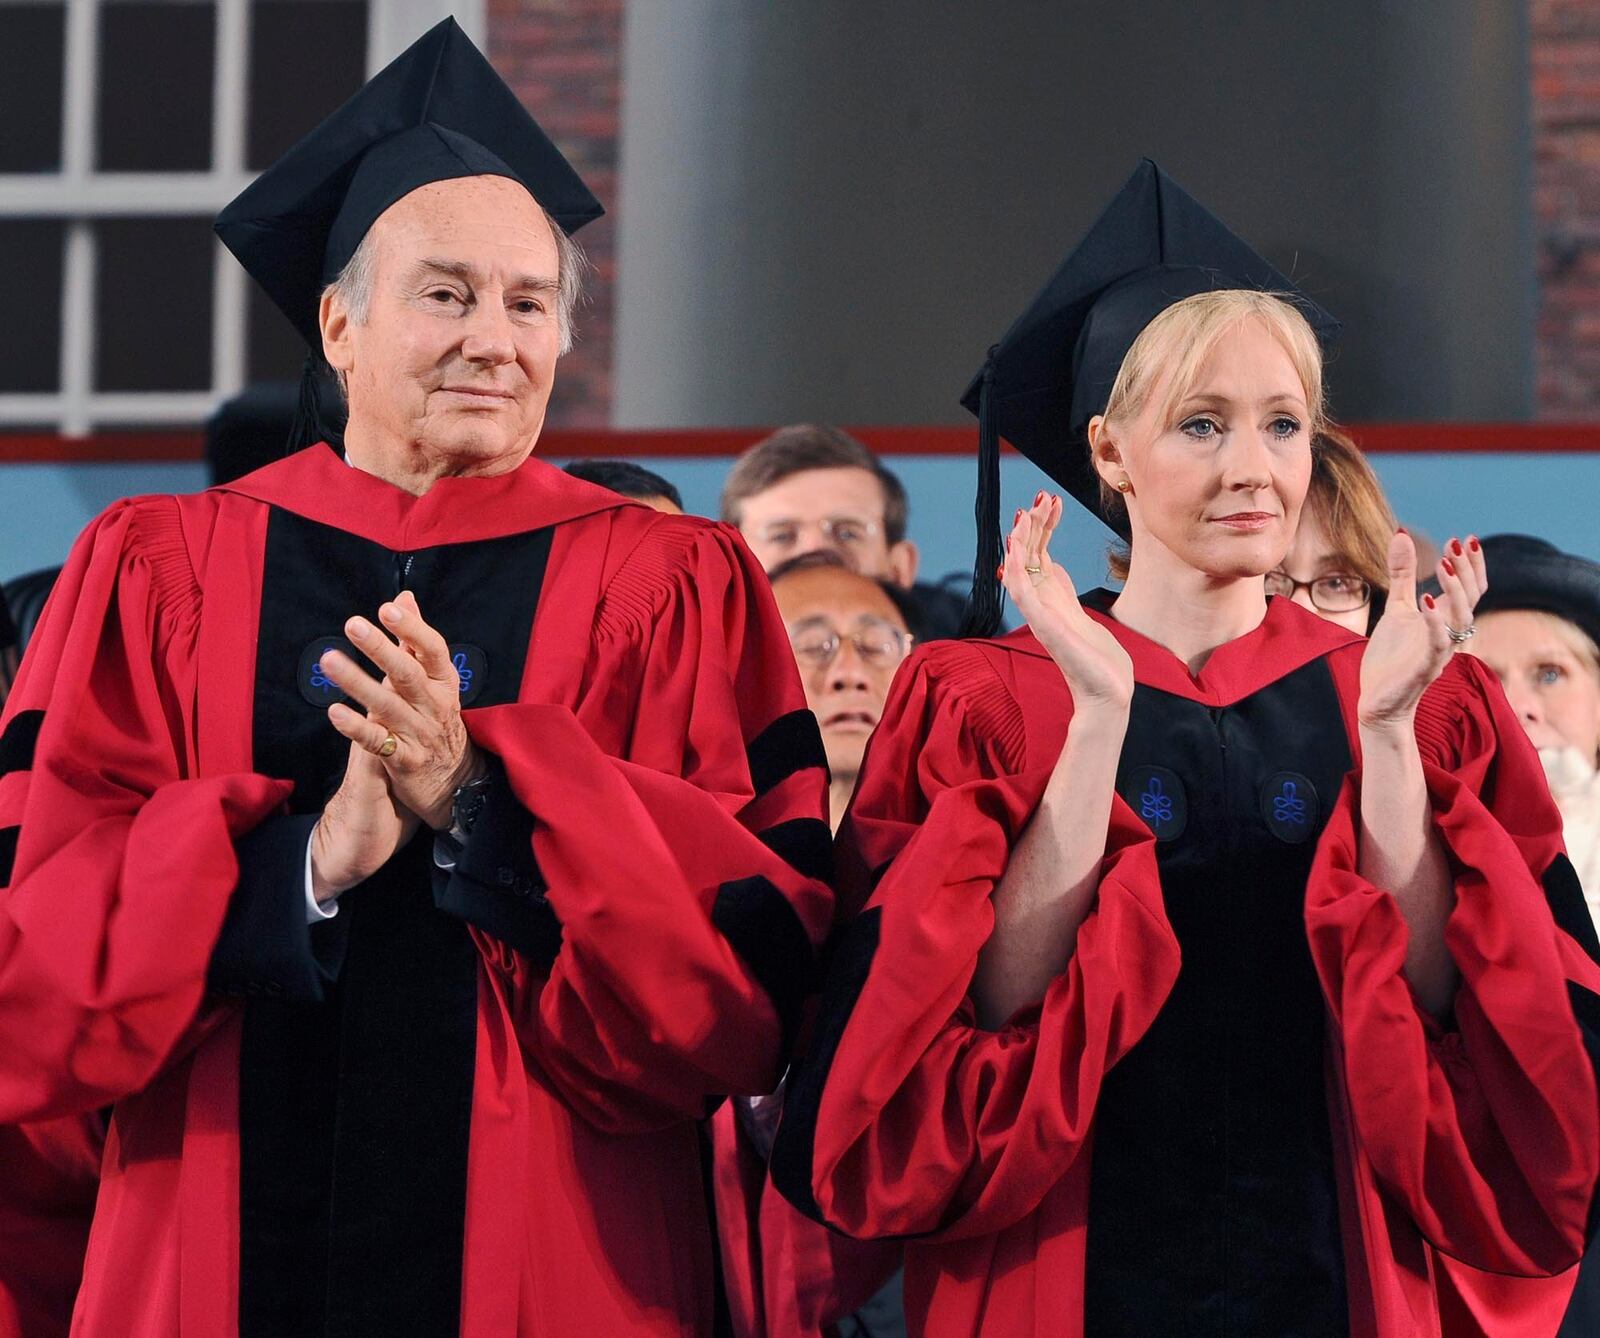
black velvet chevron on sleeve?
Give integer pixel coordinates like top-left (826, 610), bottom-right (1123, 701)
top-left (432, 768), bottom-right (563, 970)
top-left (712, 875), bottom-right (817, 1063)
top-left (0, 709), bottom-right (44, 777)
top-left (747, 710), bottom-right (828, 797)
top-left (0, 825), bottom-right (17, 888)
top-left (0, 711), bottom-right (45, 886)
top-left (768, 906), bottom-right (882, 1227)
top-left (209, 813), bottom-right (349, 1003)
top-left (758, 817), bottom-right (834, 885)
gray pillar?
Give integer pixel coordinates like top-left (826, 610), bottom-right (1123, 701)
top-left (614, 0), bottom-right (1530, 427)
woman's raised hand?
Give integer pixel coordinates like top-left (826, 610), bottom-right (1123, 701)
top-left (1002, 493), bottom-right (1134, 714)
top-left (1358, 531), bottom-right (1487, 730)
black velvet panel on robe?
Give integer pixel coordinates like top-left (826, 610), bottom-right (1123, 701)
top-left (1082, 658), bottom-right (1352, 1337)
top-left (241, 508), bottom-right (549, 1338)
top-left (1546, 851), bottom-right (1600, 1336)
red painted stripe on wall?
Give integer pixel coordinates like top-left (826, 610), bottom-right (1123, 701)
top-left (4, 423), bottom-right (1600, 464)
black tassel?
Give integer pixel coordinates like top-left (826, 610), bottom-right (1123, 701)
top-left (958, 350), bottom-right (1006, 639)
top-left (285, 352), bottom-right (332, 454)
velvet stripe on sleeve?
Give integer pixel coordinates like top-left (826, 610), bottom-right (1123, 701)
top-left (772, 642), bottom-right (1182, 1242)
top-left (462, 522), bottom-right (836, 1135)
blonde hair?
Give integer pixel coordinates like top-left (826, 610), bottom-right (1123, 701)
top-left (1096, 289), bottom-right (1326, 546)
top-left (1299, 425), bottom-right (1397, 594)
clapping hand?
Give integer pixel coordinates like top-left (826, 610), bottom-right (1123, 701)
top-left (1358, 532), bottom-right (1487, 730)
top-left (308, 591), bottom-right (482, 900)
top-left (319, 591), bottom-right (481, 830)
top-left (1001, 492), bottom-right (1134, 714)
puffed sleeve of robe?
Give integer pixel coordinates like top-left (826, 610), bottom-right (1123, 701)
top-left (453, 520), bottom-right (836, 1134)
top-left (0, 1114), bottom-right (101, 1338)
top-left (1305, 653), bottom-right (1600, 1277)
top-left (0, 498), bottom-right (290, 1123)
top-left (769, 642), bottom-right (1183, 1242)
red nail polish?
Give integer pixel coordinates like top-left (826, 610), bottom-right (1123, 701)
top-left (996, 564), bottom-right (1005, 580)
top-left (1424, 594), bottom-right (1436, 609)
top-left (1452, 538), bottom-right (1464, 556)
top-left (1034, 491), bottom-right (1046, 505)
top-left (1396, 526), bottom-right (1407, 535)
top-left (1468, 536), bottom-right (1480, 552)
top-left (1442, 557), bottom-right (1455, 576)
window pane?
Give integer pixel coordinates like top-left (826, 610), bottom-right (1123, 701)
top-left (97, 3), bottom-right (216, 171)
top-left (0, 5), bottom-right (65, 172)
top-left (246, 280), bottom-right (310, 383)
top-left (248, 1), bottom-right (367, 170)
top-left (0, 221), bottom-right (64, 392)
top-left (94, 217), bottom-right (214, 391)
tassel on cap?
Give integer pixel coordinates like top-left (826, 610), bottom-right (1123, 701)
top-left (286, 353), bottom-right (334, 454)
top-left (959, 349), bottom-right (1006, 639)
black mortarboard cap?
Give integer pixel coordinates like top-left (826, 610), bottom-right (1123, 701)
top-left (956, 159), bottom-right (1340, 636)
top-left (215, 18), bottom-right (602, 448)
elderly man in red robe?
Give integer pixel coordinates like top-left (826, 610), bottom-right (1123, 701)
top-left (0, 20), bottom-right (831, 1337)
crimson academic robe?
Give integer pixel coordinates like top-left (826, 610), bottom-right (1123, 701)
top-left (771, 593), bottom-right (1600, 1338)
top-left (0, 1117), bottom-right (100, 1338)
top-left (710, 1099), bottom-right (903, 1336)
top-left (0, 444), bottom-right (833, 1337)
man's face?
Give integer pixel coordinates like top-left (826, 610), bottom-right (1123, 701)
top-left (323, 175), bottom-right (563, 476)
top-left (773, 565), bottom-right (912, 785)
top-left (738, 467), bottom-right (918, 586)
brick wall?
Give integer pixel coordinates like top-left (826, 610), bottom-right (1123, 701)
top-left (1533, 0), bottom-right (1600, 418)
top-left (489, 0), bottom-right (623, 426)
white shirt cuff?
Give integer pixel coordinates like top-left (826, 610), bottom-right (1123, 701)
top-left (305, 834), bottom-right (339, 923)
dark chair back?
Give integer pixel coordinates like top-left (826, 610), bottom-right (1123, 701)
top-left (3, 565), bottom-right (63, 656)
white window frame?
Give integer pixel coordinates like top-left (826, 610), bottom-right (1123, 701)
top-left (0, 0), bottom-right (482, 436)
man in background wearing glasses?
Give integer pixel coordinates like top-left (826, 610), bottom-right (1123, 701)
top-left (721, 424), bottom-right (965, 640)
top-left (710, 548), bottom-right (912, 1338)
top-left (771, 551), bottom-right (914, 835)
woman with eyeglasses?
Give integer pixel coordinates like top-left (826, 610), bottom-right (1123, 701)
top-left (1269, 426), bottom-right (1486, 638)
top-left (772, 163), bottom-right (1599, 1338)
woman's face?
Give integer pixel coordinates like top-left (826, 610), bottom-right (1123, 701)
top-left (1273, 508), bottom-right (1373, 635)
top-left (1100, 317), bottom-right (1313, 583)
top-left (1471, 609), bottom-right (1600, 759)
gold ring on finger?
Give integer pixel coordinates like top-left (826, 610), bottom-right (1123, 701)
top-left (1024, 564), bottom-right (1043, 575)
top-left (378, 732), bottom-right (399, 757)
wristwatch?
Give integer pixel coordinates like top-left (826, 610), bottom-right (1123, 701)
top-left (447, 770), bottom-right (496, 845)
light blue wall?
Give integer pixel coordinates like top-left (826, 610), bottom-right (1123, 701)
top-left (595, 453), bottom-right (1600, 592)
top-left (1, 463), bottom-right (209, 581)
top-left (3, 453), bottom-right (1596, 596)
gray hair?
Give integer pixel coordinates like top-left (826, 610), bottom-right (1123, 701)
top-left (324, 200), bottom-right (587, 355)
